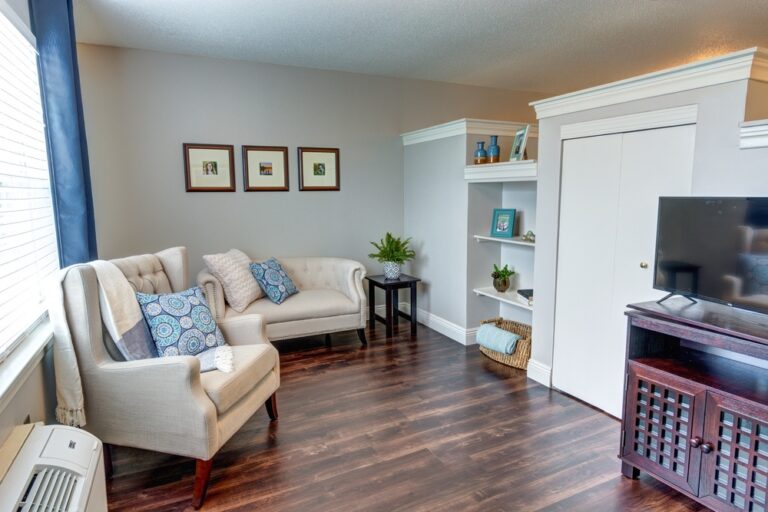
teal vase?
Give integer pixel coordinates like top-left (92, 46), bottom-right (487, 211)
top-left (488, 135), bottom-right (500, 163)
top-left (474, 141), bottom-right (487, 164)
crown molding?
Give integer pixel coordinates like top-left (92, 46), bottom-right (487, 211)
top-left (401, 118), bottom-right (538, 146)
top-left (740, 119), bottom-right (768, 149)
top-left (531, 47), bottom-right (768, 120)
top-left (561, 104), bottom-right (698, 140)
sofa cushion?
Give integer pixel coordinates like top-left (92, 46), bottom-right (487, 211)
top-left (200, 344), bottom-right (278, 414)
top-left (250, 258), bottom-right (298, 304)
top-left (203, 249), bottom-right (263, 312)
top-left (137, 287), bottom-right (226, 358)
top-left (230, 289), bottom-right (358, 324)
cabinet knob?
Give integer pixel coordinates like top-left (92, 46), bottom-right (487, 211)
top-left (690, 437), bottom-right (702, 448)
top-left (640, 262), bottom-right (649, 269)
top-left (701, 442), bottom-right (714, 454)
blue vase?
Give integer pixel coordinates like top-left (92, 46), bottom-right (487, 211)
top-left (488, 135), bottom-right (500, 163)
top-left (474, 141), bottom-right (487, 164)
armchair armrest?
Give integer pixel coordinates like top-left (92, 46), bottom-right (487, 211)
top-left (89, 356), bottom-right (219, 460)
top-left (197, 270), bottom-right (226, 321)
top-left (218, 314), bottom-right (270, 346)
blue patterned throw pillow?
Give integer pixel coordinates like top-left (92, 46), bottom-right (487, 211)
top-left (250, 258), bottom-right (298, 304)
top-left (740, 254), bottom-right (768, 295)
top-left (136, 287), bottom-right (226, 358)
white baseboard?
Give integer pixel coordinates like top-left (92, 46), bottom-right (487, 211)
top-left (526, 359), bottom-right (552, 387)
top-left (373, 303), bottom-right (478, 346)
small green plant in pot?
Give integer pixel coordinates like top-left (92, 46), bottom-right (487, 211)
top-left (369, 232), bottom-right (416, 280)
top-left (491, 264), bottom-right (515, 293)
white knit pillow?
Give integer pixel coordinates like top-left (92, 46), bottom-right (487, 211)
top-left (203, 249), bottom-right (262, 312)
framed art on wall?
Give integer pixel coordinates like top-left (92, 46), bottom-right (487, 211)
top-left (243, 145), bottom-right (289, 191)
top-left (491, 208), bottom-right (516, 238)
top-left (183, 143), bottom-right (236, 192)
top-left (298, 147), bottom-right (340, 191)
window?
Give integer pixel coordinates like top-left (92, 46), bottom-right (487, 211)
top-left (0, 7), bottom-right (60, 362)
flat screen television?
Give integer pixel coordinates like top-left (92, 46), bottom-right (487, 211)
top-left (655, 197), bottom-right (768, 315)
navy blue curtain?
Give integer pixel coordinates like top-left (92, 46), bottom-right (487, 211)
top-left (29, 0), bottom-right (97, 266)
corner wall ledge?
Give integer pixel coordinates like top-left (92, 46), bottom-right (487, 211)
top-left (740, 120), bottom-right (768, 149)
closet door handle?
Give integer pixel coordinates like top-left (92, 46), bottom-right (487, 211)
top-left (639, 262), bottom-right (649, 269)
top-left (701, 442), bottom-right (714, 454)
top-left (690, 437), bottom-right (702, 448)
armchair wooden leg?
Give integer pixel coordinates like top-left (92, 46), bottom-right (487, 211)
top-left (357, 328), bottom-right (368, 345)
top-left (325, 333), bottom-right (332, 347)
top-left (265, 392), bottom-right (278, 421)
top-left (103, 443), bottom-right (113, 479)
top-left (192, 458), bottom-right (214, 509)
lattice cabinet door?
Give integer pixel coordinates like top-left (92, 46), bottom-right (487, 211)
top-left (698, 392), bottom-right (768, 512)
top-left (622, 362), bottom-right (706, 494)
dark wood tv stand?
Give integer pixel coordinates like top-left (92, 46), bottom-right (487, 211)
top-left (622, 298), bottom-right (768, 511)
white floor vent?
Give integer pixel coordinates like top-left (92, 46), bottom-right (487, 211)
top-left (16, 466), bottom-right (79, 512)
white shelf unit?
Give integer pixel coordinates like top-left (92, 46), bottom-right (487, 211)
top-left (474, 235), bottom-right (535, 248)
top-left (464, 160), bottom-right (537, 183)
top-left (473, 287), bottom-right (534, 311)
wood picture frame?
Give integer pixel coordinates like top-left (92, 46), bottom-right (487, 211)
top-left (242, 145), bottom-right (289, 191)
top-left (183, 143), bottom-right (236, 192)
top-left (298, 147), bottom-right (340, 191)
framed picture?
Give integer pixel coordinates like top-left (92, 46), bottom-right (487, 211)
top-left (491, 208), bottom-right (516, 238)
top-left (510, 125), bottom-right (530, 161)
top-left (298, 147), bottom-right (340, 191)
top-left (183, 143), bottom-right (235, 192)
top-left (243, 146), bottom-right (289, 191)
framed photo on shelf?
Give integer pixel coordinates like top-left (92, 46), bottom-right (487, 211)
top-left (183, 143), bottom-right (235, 192)
top-left (298, 147), bottom-right (340, 191)
top-left (243, 145), bottom-right (289, 191)
top-left (491, 208), bottom-right (516, 238)
top-left (510, 125), bottom-right (530, 161)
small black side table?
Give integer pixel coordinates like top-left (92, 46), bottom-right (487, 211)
top-left (366, 274), bottom-right (420, 338)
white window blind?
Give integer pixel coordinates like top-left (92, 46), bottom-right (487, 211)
top-left (0, 8), bottom-right (60, 362)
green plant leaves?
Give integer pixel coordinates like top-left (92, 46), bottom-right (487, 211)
top-left (368, 232), bottom-right (416, 264)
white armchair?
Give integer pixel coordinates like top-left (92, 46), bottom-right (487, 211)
top-left (198, 256), bottom-right (368, 344)
top-left (56, 247), bottom-right (279, 509)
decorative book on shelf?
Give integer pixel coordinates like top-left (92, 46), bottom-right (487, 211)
top-left (517, 289), bottom-right (533, 306)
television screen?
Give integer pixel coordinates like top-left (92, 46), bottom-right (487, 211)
top-left (655, 197), bottom-right (768, 315)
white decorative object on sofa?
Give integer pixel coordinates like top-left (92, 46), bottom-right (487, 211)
top-left (198, 256), bottom-right (368, 344)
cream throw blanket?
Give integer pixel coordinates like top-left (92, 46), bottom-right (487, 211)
top-left (48, 261), bottom-right (233, 428)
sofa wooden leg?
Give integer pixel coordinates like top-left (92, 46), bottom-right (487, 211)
top-left (192, 458), bottom-right (214, 509)
top-left (265, 392), bottom-right (278, 421)
top-left (357, 328), bottom-right (368, 345)
top-left (103, 443), bottom-right (113, 479)
top-left (325, 333), bottom-right (332, 347)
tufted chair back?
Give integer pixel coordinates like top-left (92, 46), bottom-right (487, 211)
top-left (110, 247), bottom-right (189, 294)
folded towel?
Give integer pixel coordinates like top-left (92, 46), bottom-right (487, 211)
top-left (476, 324), bottom-right (521, 355)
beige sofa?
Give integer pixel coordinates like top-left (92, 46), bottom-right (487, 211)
top-left (55, 247), bottom-right (279, 509)
top-left (198, 257), bottom-right (368, 344)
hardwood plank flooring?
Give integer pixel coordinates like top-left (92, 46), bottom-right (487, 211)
top-left (106, 324), bottom-right (705, 511)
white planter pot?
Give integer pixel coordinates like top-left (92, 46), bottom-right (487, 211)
top-left (383, 261), bottom-right (401, 280)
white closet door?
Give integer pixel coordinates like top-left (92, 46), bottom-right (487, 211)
top-left (553, 125), bottom-right (695, 418)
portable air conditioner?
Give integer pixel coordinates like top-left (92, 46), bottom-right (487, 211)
top-left (0, 423), bottom-right (107, 511)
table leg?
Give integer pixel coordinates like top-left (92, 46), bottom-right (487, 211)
top-left (385, 287), bottom-right (393, 338)
top-left (368, 281), bottom-right (375, 330)
top-left (410, 283), bottom-right (417, 336)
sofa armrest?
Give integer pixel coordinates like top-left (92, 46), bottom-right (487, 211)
top-left (724, 275), bottom-right (743, 298)
top-left (281, 257), bottom-right (367, 308)
top-left (197, 270), bottom-right (226, 321)
top-left (90, 356), bottom-right (219, 460)
top-left (218, 314), bottom-right (270, 346)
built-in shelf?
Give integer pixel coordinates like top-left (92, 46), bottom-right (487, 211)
top-left (473, 287), bottom-right (533, 312)
top-left (473, 235), bottom-right (535, 248)
top-left (464, 160), bottom-right (537, 183)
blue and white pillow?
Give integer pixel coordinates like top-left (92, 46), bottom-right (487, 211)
top-left (136, 287), bottom-right (226, 358)
top-left (250, 258), bottom-right (298, 304)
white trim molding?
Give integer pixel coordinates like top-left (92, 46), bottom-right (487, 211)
top-left (526, 359), bottom-right (552, 387)
top-left (532, 47), bottom-right (768, 119)
top-left (401, 118), bottom-right (538, 146)
top-left (377, 303), bottom-right (478, 345)
top-left (560, 105), bottom-right (698, 140)
top-left (740, 119), bottom-right (768, 149)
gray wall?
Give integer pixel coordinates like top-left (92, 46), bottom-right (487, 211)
top-left (77, 44), bottom-right (542, 277)
top-left (4, 0), bottom-right (28, 27)
top-left (532, 78), bottom-right (768, 376)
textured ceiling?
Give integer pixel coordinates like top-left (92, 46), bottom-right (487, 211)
top-left (73, 0), bottom-right (768, 94)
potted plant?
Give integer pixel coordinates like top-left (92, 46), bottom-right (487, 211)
top-left (369, 232), bottom-right (416, 280)
top-left (491, 264), bottom-right (515, 292)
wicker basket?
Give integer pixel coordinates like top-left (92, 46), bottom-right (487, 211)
top-left (478, 318), bottom-right (532, 370)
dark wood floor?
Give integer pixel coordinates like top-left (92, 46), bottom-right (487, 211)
top-left (106, 323), bottom-right (705, 511)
